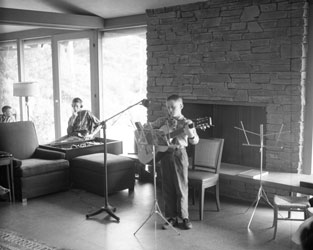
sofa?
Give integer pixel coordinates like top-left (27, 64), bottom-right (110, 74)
top-left (0, 121), bottom-right (135, 202)
top-left (0, 121), bottom-right (70, 202)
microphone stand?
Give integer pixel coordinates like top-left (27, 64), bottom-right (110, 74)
top-left (86, 99), bottom-right (149, 222)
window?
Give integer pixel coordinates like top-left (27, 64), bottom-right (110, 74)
top-left (23, 38), bottom-right (54, 144)
top-left (0, 41), bottom-right (19, 118)
top-left (0, 28), bottom-right (147, 150)
top-left (57, 38), bottom-right (91, 136)
top-left (101, 27), bottom-right (147, 153)
top-left (0, 33), bottom-right (95, 143)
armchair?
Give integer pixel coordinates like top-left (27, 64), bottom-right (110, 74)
top-left (0, 121), bottom-right (70, 202)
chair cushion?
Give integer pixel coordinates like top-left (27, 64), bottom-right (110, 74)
top-left (274, 195), bottom-right (310, 209)
top-left (188, 170), bottom-right (218, 182)
top-left (70, 153), bottom-right (134, 173)
top-left (18, 158), bottom-right (70, 177)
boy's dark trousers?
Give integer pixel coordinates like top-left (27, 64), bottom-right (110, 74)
top-left (161, 147), bottom-right (189, 219)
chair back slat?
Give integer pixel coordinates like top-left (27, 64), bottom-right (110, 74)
top-left (193, 138), bottom-right (224, 173)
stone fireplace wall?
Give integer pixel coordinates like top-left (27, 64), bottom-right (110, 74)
top-left (146, 0), bottom-right (307, 173)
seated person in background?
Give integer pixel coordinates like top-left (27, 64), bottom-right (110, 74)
top-left (0, 106), bottom-right (15, 123)
top-left (67, 97), bottom-right (102, 139)
top-left (292, 216), bottom-right (313, 250)
top-left (51, 97), bottom-right (102, 145)
top-left (301, 220), bottom-right (313, 250)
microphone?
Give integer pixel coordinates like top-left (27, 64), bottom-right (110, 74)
top-left (141, 99), bottom-right (150, 108)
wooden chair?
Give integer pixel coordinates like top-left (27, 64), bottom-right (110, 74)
top-left (272, 194), bottom-right (310, 239)
top-left (188, 138), bottom-right (224, 220)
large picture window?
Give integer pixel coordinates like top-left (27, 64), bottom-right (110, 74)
top-left (0, 41), bottom-right (19, 118)
top-left (23, 38), bottom-right (54, 144)
top-left (102, 27), bottom-right (147, 153)
top-left (57, 38), bottom-right (91, 136)
top-left (0, 28), bottom-right (147, 151)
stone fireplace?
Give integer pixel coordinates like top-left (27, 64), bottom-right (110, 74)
top-left (183, 102), bottom-right (266, 169)
top-left (145, 0), bottom-right (307, 173)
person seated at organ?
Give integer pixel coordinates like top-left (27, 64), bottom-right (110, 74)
top-left (51, 98), bottom-right (102, 144)
top-left (67, 97), bottom-right (102, 139)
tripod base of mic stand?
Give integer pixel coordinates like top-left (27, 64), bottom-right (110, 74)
top-left (86, 204), bottom-right (120, 222)
top-left (134, 199), bottom-right (180, 235)
top-left (247, 185), bottom-right (273, 229)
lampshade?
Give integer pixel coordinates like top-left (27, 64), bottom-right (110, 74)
top-left (13, 82), bottom-right (38, 97)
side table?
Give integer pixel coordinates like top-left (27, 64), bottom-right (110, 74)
top-left (0, 153), bottom-right (15, 203)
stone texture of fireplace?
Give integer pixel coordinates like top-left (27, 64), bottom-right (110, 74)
top-left (145, 0), bottom-right (307, 173)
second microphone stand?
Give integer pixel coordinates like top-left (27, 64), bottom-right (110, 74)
top-left (86, 99), bottom-right (149, 222)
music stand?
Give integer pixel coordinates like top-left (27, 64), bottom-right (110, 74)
top-left (235, 122), bottom-right (289, 229)
top-left (86, 99), bottom-right (149, 222)
top-left (134, 123), bottom-right (180, 235)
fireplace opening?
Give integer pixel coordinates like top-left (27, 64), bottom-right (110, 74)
top-left (184, 102), bottom-right (266, 169)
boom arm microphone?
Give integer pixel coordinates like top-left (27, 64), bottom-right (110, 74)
top-left (141, 99), bottom-right (150, 108)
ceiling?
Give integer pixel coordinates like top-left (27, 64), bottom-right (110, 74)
top-left (0, 0), bottom-right (206, 34)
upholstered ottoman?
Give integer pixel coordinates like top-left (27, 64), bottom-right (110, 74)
top-left (70, 153), bottom-right (135, 196)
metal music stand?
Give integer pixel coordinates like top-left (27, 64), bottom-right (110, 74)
top-left (234, 122), bottom-right (289, 229)
top-left (86, 99), bottom-right (149, 222)
top-left (134, 123), bottom-right (180, 235)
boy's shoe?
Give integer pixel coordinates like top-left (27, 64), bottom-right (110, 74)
top-left (0, 186), bottom-right (9, 196)
top-left (162, 218), bottom-right (178, 230)
top-left (183, 218), bottom-right (192, 230)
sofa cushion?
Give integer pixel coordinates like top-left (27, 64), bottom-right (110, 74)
top-left (18, 159), bottom-right (70, 177)
top-left (70, 153), bottom-right (133, 173)
top-left (0, 121), bottom-right (38, 159)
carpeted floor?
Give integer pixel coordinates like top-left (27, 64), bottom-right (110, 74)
top-left (0, 228), bottom-right (68, 250)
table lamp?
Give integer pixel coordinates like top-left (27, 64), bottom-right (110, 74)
top-left (13, 82), bottom-right (38, 121)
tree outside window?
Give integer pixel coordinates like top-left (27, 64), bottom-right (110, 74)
top-left (23, 38), bottom-right (54, 144)
top-left (102, 27), bottom-right (147, 153)
top-left (0, 41), bottom-right (19, 119)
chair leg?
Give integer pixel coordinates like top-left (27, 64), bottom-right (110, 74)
top-left (273, 206), bottom-right (278, 240)
top-left (215, 184), bottom-right (220, 211)
top-left (192, 188), bottom-right (196, 205)
top-left (199, 187), bottom-right (204, 221)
